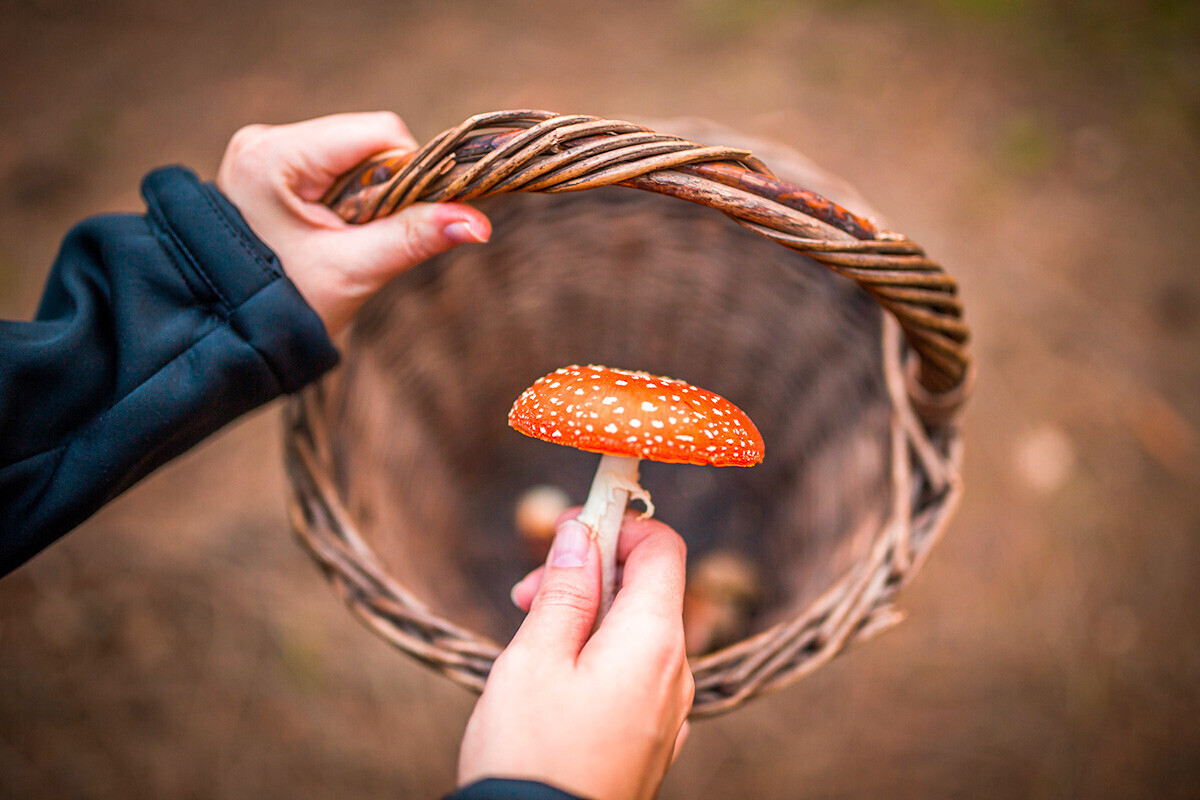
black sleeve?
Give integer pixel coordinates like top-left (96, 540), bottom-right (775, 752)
top-left (445, 778), bottom-right (590, 800)
top-left (0, 166), bottom-right (339, 575)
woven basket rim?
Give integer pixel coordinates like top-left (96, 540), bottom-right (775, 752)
top-left (284, 111), bottom-right (970, 716)
top-left (324, 109), bottom-right (970, 402)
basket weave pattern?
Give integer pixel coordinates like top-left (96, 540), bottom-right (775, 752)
top-left (323, 110), bottom-right (969, 396)
top-left (285, 111), bottom-right (970, 716)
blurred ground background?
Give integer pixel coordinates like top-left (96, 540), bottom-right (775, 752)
top-left (2, 0), bottom-right (1199, 797)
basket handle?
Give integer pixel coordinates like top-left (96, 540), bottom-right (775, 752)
top-left (321, 110), bottom-right (972, 422)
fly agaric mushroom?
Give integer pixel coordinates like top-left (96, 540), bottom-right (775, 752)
top-left (508, 365), bottom-right (764, 619)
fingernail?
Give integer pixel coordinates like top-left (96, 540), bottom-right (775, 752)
top-left (550, 520), bottom-right (591, 568)
top-left (509, 581), bottom-right (522, 608)
top-left (444, 219), bottom-right (488, 244)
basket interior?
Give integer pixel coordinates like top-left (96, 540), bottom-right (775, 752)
top-left (324, 185), bottom-right (895, 649)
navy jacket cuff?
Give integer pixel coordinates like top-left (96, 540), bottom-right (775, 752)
top-left (446, 778), bottom-right (589, 800)
top-left (0, 165), bottom-right (340, 574)
top-left (141, 165), bottom-right (338, 392)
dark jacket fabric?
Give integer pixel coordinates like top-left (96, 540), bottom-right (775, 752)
top-left (449, 779), bottom-right (589, 800)
top-left (0, 165), bottom-right (585, 800)
top-left (0, 166), bottom-right (339, 574)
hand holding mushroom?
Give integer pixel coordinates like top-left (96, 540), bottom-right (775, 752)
top-left (509, 365), bottom-right (764, 620)
top-left (459, 512), bottom-right (694, 800)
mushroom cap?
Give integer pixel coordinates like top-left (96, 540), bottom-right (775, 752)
top-left (508, 365), bottom-right (764, 467)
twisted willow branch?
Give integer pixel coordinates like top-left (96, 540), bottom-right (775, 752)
top-left (324, 110), bottom-right (971, 407)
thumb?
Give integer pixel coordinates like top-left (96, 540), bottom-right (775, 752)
top-left (308, 201), bottom-right (491, 333)
top-left (337, 201), bottom-right (491, 280)
top-left (509, 519), bottom-right (601, 661)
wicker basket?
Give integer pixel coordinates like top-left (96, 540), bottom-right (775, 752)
top-left (283, 111), bottom-right (971, 717)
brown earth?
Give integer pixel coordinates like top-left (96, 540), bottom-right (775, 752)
top-left (2, 1), bottom-right (1199, 797)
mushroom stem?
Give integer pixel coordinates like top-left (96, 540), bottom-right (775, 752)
top-left (576, 453), bottom-right (654, 622)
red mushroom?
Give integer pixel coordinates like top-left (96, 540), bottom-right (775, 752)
top-left (509, 365), bottom-right (764, 619)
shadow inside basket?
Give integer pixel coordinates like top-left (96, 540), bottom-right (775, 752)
top-left (323, 185), bottom-right (893, 651)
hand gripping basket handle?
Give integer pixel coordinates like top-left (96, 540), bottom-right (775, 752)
top-left (322, 110), bottom-right (972, 423)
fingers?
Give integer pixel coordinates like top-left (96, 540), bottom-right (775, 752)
top-left (554, 507), bottom-right (672, 564)
top-left (297, 200), bottom-right (490, 335)
top-left (614, 511), bottom-right (676, 562)
top-left (589, 518), bottom-right (687, 644)
top-left (612, 516), bottom-right (687, 620)
top-left (507, 519), bottom-right (602, 661)
top-left (346, 201), bottom-right (491, 270)
top-left (510, 565), bottom-right (543, 610)
top-left (220, 111), bottom-right (418, 201)
top-left (214, 111), bottom-right (495, 339)
top-left (511, 511), bottom-right (681, 614)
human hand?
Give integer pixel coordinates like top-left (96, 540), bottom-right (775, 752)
top-left (216, 112), bottom-right (491, 336)
top-left (457, 511), bottom-right (693, 800)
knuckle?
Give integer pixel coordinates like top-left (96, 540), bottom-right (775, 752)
top-left (219, 124), bottom-right (277, 188)
top-left (644, 519), bottom-right (688, 560)
top-left (668, 638), bottom-right (692, 676)
top-left (373, 111), bottom-right (414, 146)
top-left (386, 235), bottom-right (424, 272)
top-left (374, 110), bottom-right (404, 132)
top-left (535, 581), bottom-right (595, 615)
top-left (638, 622), bottom-right (688, 672)
top-left (489, 646), bottom-right (526, 678)
top-left (226, 124), bottom-right (271, 159)
top-left (680, 664), bottom-right (696, 705)
top-left (390, 210), bottom-right (445, 266)
top-left (231, 122), bottom-right (270, 143)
